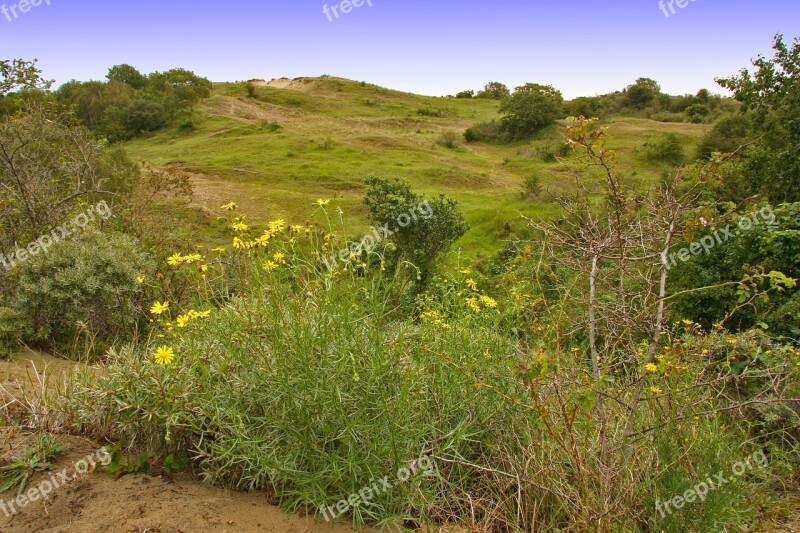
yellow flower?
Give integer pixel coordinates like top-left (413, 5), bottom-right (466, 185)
top-left (183, 254), bottom-right (202, 263)
top-left (466, 278), bottom-right (478, 291)
top-left (232, 237), bottom-right (245, 249)
top-left (167, 253), bottom-right (184, 266)
top-left (176, 314), bottom-right (191, 328)
top-left (194, 310), bottom-right (211, 319)
top-left (136, 276), bottom-right (145, 284)
top-left (199, 264), bottom-right (209, 273)
top-left (459, 269), bottom-right (472, 275)
top-left (153, 346), bottom-right (175, 366)
top-left (268, 219), bottom-right (286, 233)
top-left (221, 202), bottom-right (237, 211)
top-left (316, 199), bottom-right (331, 207)
top-left (726, 338), bottom-right (738, 345)
top-left (479, 295), bottom-right (498, 308)
top-left (231, 222), bottom-right (249, 233)
top-left (150, 301), bottom-right (170, 315)
top-left (650, 386), bottom-right (663, 395)
top-left (264, 260), bottom-right (279, 271)
top-left (290, 225), bottom-right (303, 234)
top-left (211, 247), bottom-right (226, 253)
top-left (465, 297), bottom-right (481, 313)
top-left (645, 363), bottom-right (658, 373)
top-left (273, 252), bottom-right (286, 264)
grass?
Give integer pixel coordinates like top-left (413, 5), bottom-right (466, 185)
top-left (0, 432), bottom-right (65, 496)
top-left (122, 77), bottom-right (710, 259)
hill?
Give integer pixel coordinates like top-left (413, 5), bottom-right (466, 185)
top-left (122, 76), bottom-right (710, 258)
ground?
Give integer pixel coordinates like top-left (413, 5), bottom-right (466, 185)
top-left (0, 352), bottom-right (360, 533)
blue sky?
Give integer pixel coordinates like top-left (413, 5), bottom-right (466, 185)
top-left (0, 0), bottom-right (797, 98)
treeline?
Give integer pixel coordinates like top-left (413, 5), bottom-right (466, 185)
top-left (0, 63), bottom-right (212, 142)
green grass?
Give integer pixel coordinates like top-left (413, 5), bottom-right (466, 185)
top-left (123, 77), bottom-right (710, 259)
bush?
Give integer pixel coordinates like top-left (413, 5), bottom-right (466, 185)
top-left (499, 84), bottom-right (564, 140)
top-left (123, 100), bottom-right (166, 133)
top-left (463, 120), bottom-right (503, 143)
top-left (643, 133), bottom-right (685, 165)
top-left (455, 90), bottom-right (474, 99)
top-left (2, 230), bottom-right (152, 356)
top-left (686, 104), bottom-right (710, 123)
top-left (364, 177), bottom-right (468, 284)
top-left (436, 130), bottom-right (460, 149)
top-left (523, 174), bottom-right (543, 198)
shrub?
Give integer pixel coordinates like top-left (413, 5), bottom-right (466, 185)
top-left (364, 177), bottom-right (468, 284)
top-left (644, 133), bottom-right (686, 165)
top-left (686, 104), bottom-right (710, 123)
top-left (436, 130), bottom-right (460, 149)
top-left (463, 120), bottom-right (503, 143)
top-left (523, 174), bottom-right (543, 198)
top-left (2, 229), bottom-right (152, 356)
top-left (455, 90), bottom-right (474, 99)
top-left (499, 84), bottom-right (564, 140)
top-left (123, 100), bottom-right (166, 133)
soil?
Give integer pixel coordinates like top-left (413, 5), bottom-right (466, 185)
top-left (0, 351), bottom-right (360, 533)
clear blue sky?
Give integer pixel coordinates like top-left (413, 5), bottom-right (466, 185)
top-left (1, 0), bottom-right (797, 98)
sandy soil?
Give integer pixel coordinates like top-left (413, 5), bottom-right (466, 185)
top-left (0, 351), bottom-right (359, 533)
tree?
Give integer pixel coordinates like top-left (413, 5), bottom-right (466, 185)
top-left (363, 177), bottom-right (468, 284)
top-left (123, 100), bottom-right (166, 133)
top-left (0, 59), bottom-right (50, 97)
top-left (716, 34), bottom-right (800, 202)
top-left (624, 77), bottom-right (661, 109)
top-left (476, 82), bottom-right (510, 100)
top-left (499, 84), bottom-right (564, 139)
top-left (107, 64), bottom-right (147, 90)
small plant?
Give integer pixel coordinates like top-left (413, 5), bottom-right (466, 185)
top-left (523, 174), bottom-right (543, 198)
top-left (0, 432), bottom-right (65, 496)
top-left (436, 131), bottom-right (460, 149)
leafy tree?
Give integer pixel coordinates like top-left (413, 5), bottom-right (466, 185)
top-left (696, 114), bottom-right (752, 160)
top-left (716, 34), bottom-right (800, 202)
top-left (566, 96), bottom-right (601, 118)
top-left (107, 64), bottom-right (147, 90)
top-left (624, 77), bottom-right (661, 109)
top-left (363, 177), bottom-right (468, 284)
top-left (476, 82), bottom-right (510, 100)
top-left (499, 84), bottom-right (564, 139)
top-left (685, 103), bottom-right (710, 123)
top-left (455, 90), bottom-right (474, 99)
top-left (0, 59), bottom-right (50, 97)
top-left (123, 99), bottom-right (166, 133)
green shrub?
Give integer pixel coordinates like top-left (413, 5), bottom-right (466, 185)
top-left (463, 120), bottom-right (503, 143)
top-left (3, 229), bottom-right (152, 356)
top-left (435, 130), bottom-right (460, 149)
top-left (643, 133), bottom-right (686, 165)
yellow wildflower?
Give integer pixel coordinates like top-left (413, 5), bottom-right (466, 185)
top-left (479, 295), bottom-right (498, 308)
top-left (232, 237), bottom-right (245, 249)
top-left (221, 202), bottom-right (237, 211)
top-left (466, 278), bottom-right (478, 291)
top-left (211, 247), bottom-right (226, 253)
top-left (264, 260), bottom-right (279, 271)
top-left (231, 222), bottom-right (249, 233)
top-left (645, 363), bottom-right (658, 373)
top-left (150, 301), bottom-right (170, 315)
top-left (167, 253), bottom-right (184, 266)
top-left (176, 314), bottom-right (191, 328)
top-left (183, 254), bottom-right (202, 263)
top-left (136, 276), bottom-right (145, 284)
top-left (316, 199), bottom-right (331, 207)
top-left (153, 346), bottom-right (175, 366)
top-left (273, 252), bottom-right (286, 264)
top-left (650, 386), bottom-right (663, 395)
top-left (268, 219), bottom-right (286, 233)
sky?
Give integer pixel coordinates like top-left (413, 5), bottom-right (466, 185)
top-left (0, 0), bottom-right (798, 99)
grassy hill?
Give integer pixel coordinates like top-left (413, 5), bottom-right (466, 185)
top-left (122, 76), bottom-right (711, 259)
